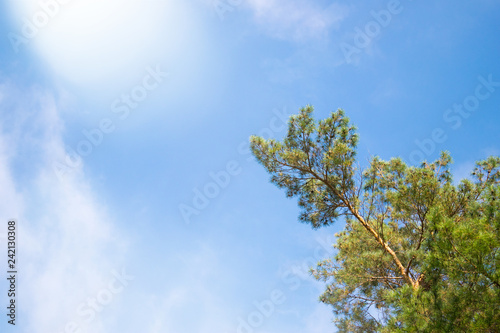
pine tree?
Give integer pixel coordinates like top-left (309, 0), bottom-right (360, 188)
top-left (250, 106), bottom-right (500, 332)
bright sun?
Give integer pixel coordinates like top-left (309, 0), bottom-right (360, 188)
top-left (8, 0), bottom-right (202, 89)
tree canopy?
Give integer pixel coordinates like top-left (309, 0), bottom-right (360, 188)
top-left (250, 106), bottom-right (500, 332)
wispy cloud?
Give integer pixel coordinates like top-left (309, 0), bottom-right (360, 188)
top-left (0, 82), bottom-right (129, 332)
top-left (246, 0), bottom-right (348, 42)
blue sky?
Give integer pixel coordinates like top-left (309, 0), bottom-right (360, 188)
top-left (0, 0), bottom-right (499, 332)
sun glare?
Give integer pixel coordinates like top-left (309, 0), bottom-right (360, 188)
top-left (8, 0), bottom-right (202, 90)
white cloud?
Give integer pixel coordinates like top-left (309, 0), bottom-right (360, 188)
top-left (0, 82), bottom-right (129, 332)
top-left (6, 0), bottom-right (208, 95)
top-left (129, 242), bottom-right (239, 333)
top-left (0, 75), bottom-right (339, 332)
top-left (246, 0), bottom-right (348, 42)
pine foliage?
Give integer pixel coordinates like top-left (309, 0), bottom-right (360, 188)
top-left (250, 106), bottom-right (500, 332)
